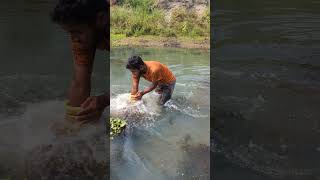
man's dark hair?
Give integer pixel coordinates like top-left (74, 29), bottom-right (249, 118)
top-left (51, 0), bottom-right (108, 25)
top-left (126, 56), bottom-right (145, 70)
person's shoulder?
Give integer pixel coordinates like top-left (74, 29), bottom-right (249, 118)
top-left (145, 60), bottom-right (162, 67)
top-left (145, 60), bottom-right (161, 64)
top-left (145, 61), bottom-right (162, 71)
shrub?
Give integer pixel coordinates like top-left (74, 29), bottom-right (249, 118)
top-left (111, 1), bottom-right (210, 38)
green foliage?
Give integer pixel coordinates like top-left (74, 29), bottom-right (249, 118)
top-left (123, 0), bottom-right (156, 12)
top-left (169, 6), bottom-right (210, 37)
top-left (111, 6), bottom-right (165, 36)
top-left (110, 117), bottom-right (126, 138)
top-left (111, 0), bottom-right (210, 38)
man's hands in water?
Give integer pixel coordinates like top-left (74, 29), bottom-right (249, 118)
top-left (76, 94), bottom-right (109, 123)
top-left (131, 91), bottom-right (144, 101)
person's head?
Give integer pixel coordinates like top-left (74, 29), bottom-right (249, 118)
top-left (51, 0), bottom-right (109, 50)
top-left (126, 56), bottom-right (146, 76)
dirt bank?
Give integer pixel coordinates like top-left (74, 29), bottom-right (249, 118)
top-left (111, 35), bottom-right (210, 50)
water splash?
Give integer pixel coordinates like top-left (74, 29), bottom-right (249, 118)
top-left (0, 100), bottom-right (108, 179)
top-left (110, 93), bottom-right (205, 128)
top-left (164, 100), bottom-right (204, 118)
top-left (110, 93), bottom-right (162, 127)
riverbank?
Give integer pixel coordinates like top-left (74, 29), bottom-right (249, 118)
top-left (111, 34), bottom-right (210, 50)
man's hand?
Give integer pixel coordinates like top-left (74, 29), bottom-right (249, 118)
top-left (131, 91), bottom-right (144, 101)
top-left (130, 91), bottom-right (143, 101)
top-left (76, 95), bottom-right (108, 123)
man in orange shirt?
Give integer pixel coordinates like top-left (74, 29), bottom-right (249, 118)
top-left (51, 0), bottom-right (109, 123)
top-left (126, 56), bottom-right (176, 105)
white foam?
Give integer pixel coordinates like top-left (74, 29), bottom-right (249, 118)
top-left (110, 93), bottom-right (162, 124)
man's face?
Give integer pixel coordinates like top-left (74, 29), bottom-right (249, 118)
top-left (61, 12), bottom-right (108, 50)
top-left (130, 69), bottom-right (140, 77)
top-left (62, 23), bottom-right (97, 49)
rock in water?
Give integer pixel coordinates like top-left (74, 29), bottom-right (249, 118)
top-left (25, 138), bottom-right (108, 180)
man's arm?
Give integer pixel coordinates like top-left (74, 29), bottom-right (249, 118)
top-left (141, 69), bottom-right (160, 95)
top-left (67, 64), bottom-right (92, 106)
top-left (132, 81), bottom-right (158, 101)
top-left (67, 35), bottom-right (95, 107)
top-left (142, 81), bottom-right (158, 95)
top-left (131, 74), bottom-right (140, 95)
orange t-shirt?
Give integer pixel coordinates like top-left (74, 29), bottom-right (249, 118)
top-left (142, 61), bottom-right (176, 84)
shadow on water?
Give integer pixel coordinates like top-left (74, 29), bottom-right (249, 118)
top-left (213, 0), bottom-right (320, 179)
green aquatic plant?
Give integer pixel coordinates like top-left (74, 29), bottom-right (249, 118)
top-left (110, 117), bottom-right (127, 138)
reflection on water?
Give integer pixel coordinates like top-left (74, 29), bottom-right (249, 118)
top-left (110, 47), bottom-right (210, 180)
top-left (213, 0), bottom-right (320, 179)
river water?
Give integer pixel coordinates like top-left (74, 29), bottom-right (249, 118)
top-left (0, 1), bottom-right (211, 178)
top-left (0, 1), bottom-right (109, 179)
top-left (3, 0), bottom-right (318, 179)
top-left (213, 0), bottom-right (320, 179)
top-left (110, 47), bottom-right (210, 179)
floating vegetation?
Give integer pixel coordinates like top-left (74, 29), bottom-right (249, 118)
top-left (110, 117), bottom-right (127, 139)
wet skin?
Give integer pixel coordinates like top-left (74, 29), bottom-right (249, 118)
top-left (129, 66), bottom-right (158, 101)
top-left (60, 12), bottom-right (109, 123)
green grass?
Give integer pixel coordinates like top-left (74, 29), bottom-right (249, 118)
top-left (110, 33), bottom-right (210, 49)
top-left (111, 0), bottom-right (210, 38)
top-left (111, 33), bottom-right (126, 41)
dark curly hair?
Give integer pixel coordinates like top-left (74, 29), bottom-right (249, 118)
top-left (51, 0), bottom-right (108, 25)
top-left (126, 56), bottom-right (145, 70)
